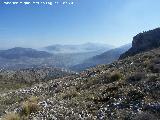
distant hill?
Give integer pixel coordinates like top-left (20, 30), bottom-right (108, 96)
top-left (0, 47), bottom-right (52, 59)
top-left (120, 28), bottom-right (160, 59)
top-left (43, 43), bottom-right (114, 54)
top-left (71, 44), bottom-right (131, 71)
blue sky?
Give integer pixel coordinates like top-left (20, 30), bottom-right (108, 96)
top-left (0, 0), bottom-right (160, 49)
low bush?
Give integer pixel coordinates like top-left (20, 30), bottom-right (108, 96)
top-left (110, 72), bottom-right (122, 81)
top-left (62, 90), bottom-right (79, 100)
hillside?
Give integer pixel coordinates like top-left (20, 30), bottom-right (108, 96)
top-left (120, 28), bottom-right (160, 59)
top-left (71, 44), bottom-right (131, 71)
top-left (0, 48), bottom-right (159, 120)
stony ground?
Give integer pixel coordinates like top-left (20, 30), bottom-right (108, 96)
top-left (0, 48), bottom-right (160, 120)
top-left (0, 67), bottom-right (74, 92)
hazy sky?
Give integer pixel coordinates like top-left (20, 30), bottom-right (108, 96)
top-left (0, 0), bottom-right (160, 49)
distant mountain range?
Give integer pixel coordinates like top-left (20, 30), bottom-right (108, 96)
top-left (1, 27), bottom-right (159, 71)
top-left (0, 43), bottom-right (114, 70)
top-left (43, 43), bottom-right (114, 54)
top-left (71, 44), bottom-right (131, 71)
top-left (0, 28), bottom-right (159, 71)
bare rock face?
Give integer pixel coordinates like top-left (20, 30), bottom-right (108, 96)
top-left (120, 28), bottom-right (160, 59)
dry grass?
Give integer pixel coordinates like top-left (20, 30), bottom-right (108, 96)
top-left (2, 112), bottom-right (20, 120)
top-left (21, 96), bottom-right (39, 116)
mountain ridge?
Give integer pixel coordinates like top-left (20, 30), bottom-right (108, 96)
top-left (0, 47), bottom-right (52, 59)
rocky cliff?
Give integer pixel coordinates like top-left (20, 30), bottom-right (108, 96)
top-left (120, 28), bottom-right (160, 59)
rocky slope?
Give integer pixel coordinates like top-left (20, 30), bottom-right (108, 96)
top-left (0, 48), bottom-right (159, 120)
top-left (0, 67), bottom-right (74, 92)
top-left (120, 28), bottom-right (160, 59)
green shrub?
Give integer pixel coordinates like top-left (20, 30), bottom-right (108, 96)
top-left (110, 72), bottom-right (122, 81)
